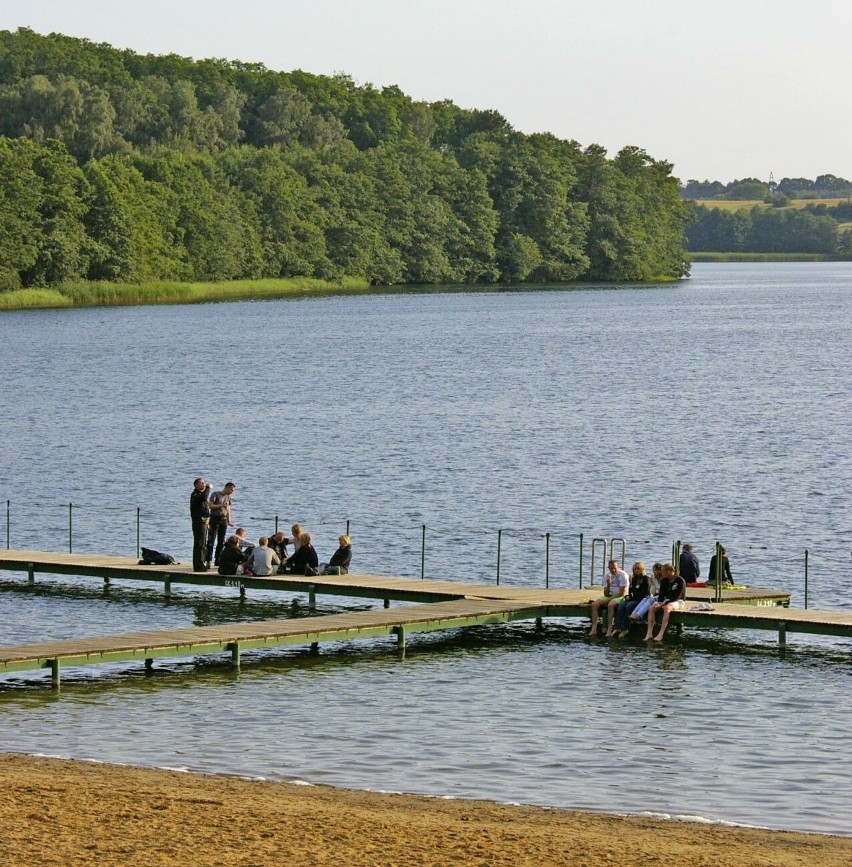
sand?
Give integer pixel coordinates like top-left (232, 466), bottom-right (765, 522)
top-left (1, 754), bottom-right (850, 866)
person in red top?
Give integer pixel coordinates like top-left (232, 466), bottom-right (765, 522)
top-left (644, 563), bottom-right (686, 642)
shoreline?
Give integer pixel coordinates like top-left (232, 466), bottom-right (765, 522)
top-left (2, 754), bottom-right (850, 866)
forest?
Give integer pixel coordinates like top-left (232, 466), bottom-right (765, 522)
top-left (0, 28), bottom-right (690, 293)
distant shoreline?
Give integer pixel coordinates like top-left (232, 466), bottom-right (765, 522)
top-left (0, 274), bottom-right (681, 312)
top-left (690, 252), bottom-right (851, 262)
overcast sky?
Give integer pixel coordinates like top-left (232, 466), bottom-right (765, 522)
top-left (2, 0), bottom-right (850, 183)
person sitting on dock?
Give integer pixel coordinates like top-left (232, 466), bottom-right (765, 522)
top-left (269, 531), bottom-right (289, 563)
top-left (708, 546), bottom-right (733, 585)
top-left (643, 563), bottom-right (686, 642)
top-left (218, 536), bottom-right (249, 576)
top-left (282, 532), bottom-right (319, 575)
top-left (321, 535), bottom-right (352, 575)
top-left (629, 562), bottom-right (662, 624)
top-left (234, 527), bottom-right (254, 558)
top-left (248, 536), bottom-right (280, 577)
top-left (588, 560), bottom-right (628, 636)
top-left (611, 561), bottom-right (650, 638)
top-left (285, 523), bottom-right (304, 553)
top-left (679, 544), bottom-right (700, 583)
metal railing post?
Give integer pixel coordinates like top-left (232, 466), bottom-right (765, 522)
top-left (274, 515), bottom-right (279, 535)
top-left (545, 532), bottom-right (550, 589)
top-left (496, 528), bottom-right (502, 585)
top-left (346, 519), bottom-right (350, 536)
top-left (714, 541), bottom-right (722, 604)
top-left (420, 524), bottom-right (426, 580)
top-left (68, 502), bottom-right (73, 553)
top-left (136, 507), bottom-right (141, 559)
top-left (579, 533), bottom-right (583, 588)
top-left (5, 499), bottom-right (9, 549)
top-left (804, 549), bottom-right (809, 609)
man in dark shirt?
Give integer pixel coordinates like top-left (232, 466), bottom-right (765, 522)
top-left (206, 481), bottom-right (236, 567)
top-left (644, 563), bottom-right (686, 642)
top-left (189, 477), bottom-right (210, 572)
top-left (679, 544), bottom-right (700, 583)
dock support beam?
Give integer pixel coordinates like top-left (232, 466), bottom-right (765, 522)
top-left (49, 659), bottom-right (60, 689)
top-left (778, 622), bottom-right (787, 648)
top-left (308, 586), bottom-right (316, 611)
top-left (164, 579), bottom-right (171, 598)
top-left (239, 583), bottom-right (246, 600)
top-left (103, 575), bottom-right (111, 590)
top-left (383, 598), bottom-right (390, 609)
top-left (144, 658), bottom-right (153, 673)
top-left (309, 642), bottom-right (319, 655)
top-left (27, 563), bottom-right (34, 584)
top-left (395, 625), bottom-right (406, 655)
top-left (230, 642), bottom-right (241, 668)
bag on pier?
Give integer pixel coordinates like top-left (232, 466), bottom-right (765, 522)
top-left (139, 546), bottom-right (178, 566)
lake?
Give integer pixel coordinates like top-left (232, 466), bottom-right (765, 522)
top-left (0, 262), bottom-right (850, 834)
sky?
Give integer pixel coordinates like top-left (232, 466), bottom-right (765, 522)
top-left (2, 0), bottom-right (851, 183)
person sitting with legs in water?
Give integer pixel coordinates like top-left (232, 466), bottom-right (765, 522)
top-left (611, 561), bottom-right (649, 638)
top-left (589, 560), bottom-right (628, 636)
top-left (629, 562), bottom-right (662, 625)
top-left (644, 563), bottom-right (686, 642)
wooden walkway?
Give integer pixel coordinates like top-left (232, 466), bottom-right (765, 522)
top-left (0, 549), bottom-right (791, 606)
top-left (1, 548), bottom-right (848, 688)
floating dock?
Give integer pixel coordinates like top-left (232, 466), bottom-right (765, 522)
top-left (1, 549), bottom-right (848, 688)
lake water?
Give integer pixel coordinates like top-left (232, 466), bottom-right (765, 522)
top-left (0, 262), bottom-right (850, 834)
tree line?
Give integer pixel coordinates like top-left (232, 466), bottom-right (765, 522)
top-left (686, 203), bottom-right (852, 255)
top-left (0, 28), bottom-right (690, 291)
top-left (681, 175), bottom-right (852, 202)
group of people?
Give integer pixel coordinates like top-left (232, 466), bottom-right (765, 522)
top-left (588, 543), bottom-right (732, 642)
top-left (189, 478), bottom-right (352, 577)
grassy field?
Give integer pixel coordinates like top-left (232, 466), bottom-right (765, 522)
top-left (691, 197), bottom-right (852, 212)
top-left (0, 276), bottom-right (373, 311)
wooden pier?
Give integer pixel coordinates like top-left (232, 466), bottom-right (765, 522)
top-left (1, 549), bottom-right (848, 688)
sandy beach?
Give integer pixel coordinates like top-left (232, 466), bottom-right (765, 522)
top-left (1, 754), bottom-right (850, 866)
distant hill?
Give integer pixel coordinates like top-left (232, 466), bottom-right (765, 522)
top-left (680, 176), bottom-right (852, 201)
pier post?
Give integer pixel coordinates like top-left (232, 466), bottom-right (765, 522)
top-left (384, 598), bottom-right (390, 608)
top-left (27, 563), bottom-right (34, 584)
top-left (103, 575), bottom-right (111, 590)
top-left (545, 532), bottom-right (550, 589)
top-left (496, 528), bottom-right (502, 585)
top-left (778, 622), bottom-right (787, 648)
top-left (240, 583), bottom-right (246, 600)
top-left (164, 578), bottom-right (171, 598)
top-left (308, 585), bottom-right (316, 611)
top-left (144, 658), bottom-right (153, 673)
top-left (309, 642), bottom-right (319, 655)
top-left (230, 642), bottom-right (241, 668)
top-left (395, 625), bottom-right (406, 654)
top-left (49, 659), bottom-right (60, 689)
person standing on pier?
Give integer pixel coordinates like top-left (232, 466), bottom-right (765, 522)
top-left (588, 560), bottom-right (628, 636)
top-left (679, 544), bottom-right (700, 583)
top-left (206, 482), bottom-right (236, 567)
top-left (190, 477), bottom-right (211, 572)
